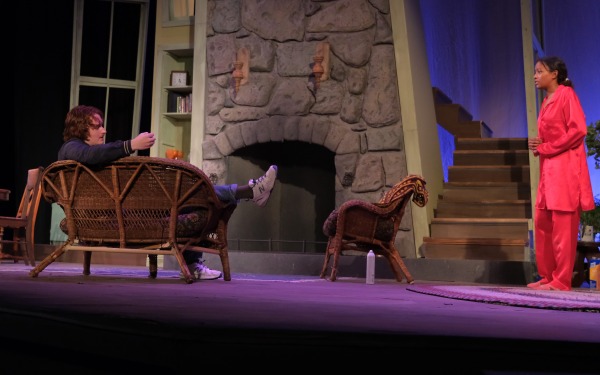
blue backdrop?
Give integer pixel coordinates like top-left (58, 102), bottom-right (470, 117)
top-left (420, 0), bottom-right (600, 195)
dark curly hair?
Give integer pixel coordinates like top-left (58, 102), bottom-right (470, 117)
top-left (63, 105), bottom-right (104, 142)
top-left (536, 56), bottom-right (574, 88)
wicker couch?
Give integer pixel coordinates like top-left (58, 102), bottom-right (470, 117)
top-left (29, 156), bottom-right (236, 284)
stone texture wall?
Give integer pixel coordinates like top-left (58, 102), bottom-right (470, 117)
top-left (201, 0), bottom-right (414, 254)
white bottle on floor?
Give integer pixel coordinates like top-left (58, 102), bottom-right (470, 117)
top-left (366, 250), bottom-right (375, 284)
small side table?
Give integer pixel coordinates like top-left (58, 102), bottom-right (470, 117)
top-left (574, 241), bottom-right (600, 287)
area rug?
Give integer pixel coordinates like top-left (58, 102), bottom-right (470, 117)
top-left (407, 284), bottom-right (600, 313)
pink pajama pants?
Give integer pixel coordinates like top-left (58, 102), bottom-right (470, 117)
top-left (534, 208), bottom-right (580, 290)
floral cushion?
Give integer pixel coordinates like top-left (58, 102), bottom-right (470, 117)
top-left (175, 209), bottom-right (209, 237)
top-left (60, 208), bottom-right (209, 238)
top-left (322, 209), bottom-right (339, 237)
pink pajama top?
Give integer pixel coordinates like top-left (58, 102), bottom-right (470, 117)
top-left (535, 85), bottom-right (594, 212)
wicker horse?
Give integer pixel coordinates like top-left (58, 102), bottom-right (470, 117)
top-left (320, 174), bottom-right (428, 283)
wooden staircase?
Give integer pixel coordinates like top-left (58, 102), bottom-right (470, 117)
top-left (420, 88), bottom-right (532, 261)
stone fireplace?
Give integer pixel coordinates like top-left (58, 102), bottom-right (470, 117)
top-left (199, 0), bottom-right (416, 257)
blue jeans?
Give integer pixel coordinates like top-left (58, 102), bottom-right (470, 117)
top-left (214, 183), bottom-right (238, 204)
top-left (183, 183), bottom-right (238, 264)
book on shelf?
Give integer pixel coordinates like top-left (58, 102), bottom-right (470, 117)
top-left (167, 92), bottom-right (192, 113)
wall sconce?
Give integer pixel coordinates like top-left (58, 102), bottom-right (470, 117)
top-left (232, 47), bottom-right (250, 95)
top-left (233, 61), bottom-right (244, 94)
top-left (312, 41), bottom-right (330, 90)
top-left (313, 55), bottom-right (324, 89)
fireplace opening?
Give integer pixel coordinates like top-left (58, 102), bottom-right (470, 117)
top-left (225, 141), bottom-right (335, 253)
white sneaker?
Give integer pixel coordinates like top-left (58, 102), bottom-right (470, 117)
top-left (179, 261), bottom-right (222, 280)
top-left (249, 165), bottom-right (278, 207)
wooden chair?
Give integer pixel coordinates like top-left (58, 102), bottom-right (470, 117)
top-left (320, 174), bottom-right (428, 283)
top-left (30, 157), bottom-right (236, 284)
top-left (0, 167), bottom-right (44, 266)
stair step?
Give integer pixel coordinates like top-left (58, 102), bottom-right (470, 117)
top-left (455, 138), bottom-right (528, 151)
top-left (453, 150), bottom-right (529, 166)
top-left (468, 121), bottom-right (493, 138)
top-left (441, 120), bottom-right (493, 138)
top-left (435, 199), bottom-right (531, 218)
top-left (442, 182), bottom-right (531, 200)
top-left (435, 103), bottom-right (473, 125)
top-left (448, 165), bottom-right (530, 183)
top-left (429, 218), bottom-right (529, 239)
top-left (423, 237), bottom-right (528, 245)
top-left (421, 237), bottom-right (528, 261)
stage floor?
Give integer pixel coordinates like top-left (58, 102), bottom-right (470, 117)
top-left (0, 261), bottom-right (598, 374)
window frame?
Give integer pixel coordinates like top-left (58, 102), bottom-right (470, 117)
top-left (162, 0), bottom-right (194, 27)
top-left (70, 0), bottom-right (149, 140)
